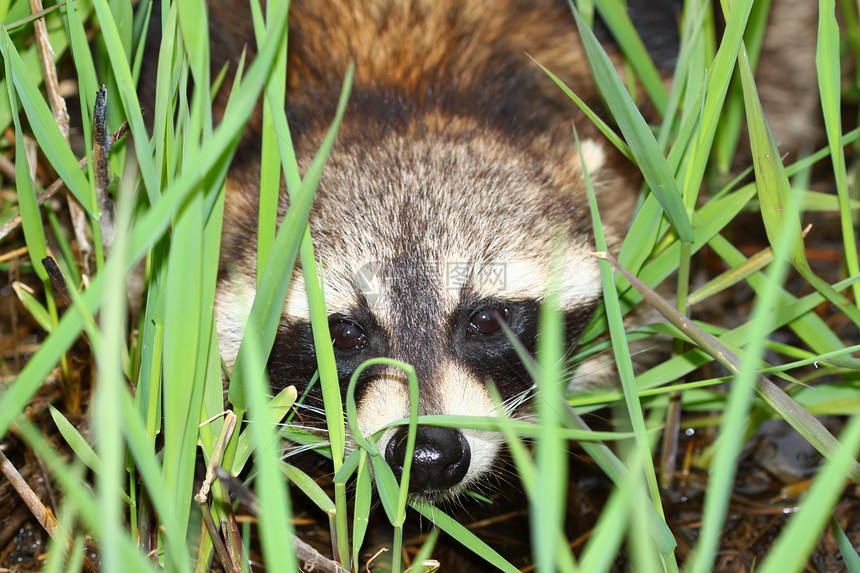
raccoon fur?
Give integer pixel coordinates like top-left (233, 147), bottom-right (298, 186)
top-left (194, 0), bottom-right (817, 500)
top-left (205, 0), bottom-right (637, 500)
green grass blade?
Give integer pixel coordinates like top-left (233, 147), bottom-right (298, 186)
top-left (410, 501), bottom-right (520, 573)
top-left (739, 41), bottom-right (860, 329)
top-left (532, 264), bottom-right (568, 573)
top-left (232, 385), bottom-right (297, 471)
top-left (579, 129), bottom-right (677, 567)
top-left (238, 322), bottom-right (298, 572)
top-left (90, 0), bottom-right (159, 199)
top-left (593, 0), bottom-right (669, 114)
top-left (531, 56), bottom-right (633, 161)
top-left (1, 23), bottom-right (92, 215)
top-left (571, 5), bottom-right (693, 243)
top-left (228, 62), bottom-right (354, 409)
top-left (831, 517), bottom-right (860, 573)
top-left (817, 0), bottom-right (860, 308)
top-left (283, 462), bottom-right (335, 514)
top-left (160, 178), bottom-right (209, 540)
top-left (678, 0), bottom-right (753, 205)
top-left (49, 405), bottom-right (102, 474)
top-left (352, 451), bottom-right (373, 568)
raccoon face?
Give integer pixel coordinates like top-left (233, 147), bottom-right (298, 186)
top-left (216, 123), bottom-right (615, 499)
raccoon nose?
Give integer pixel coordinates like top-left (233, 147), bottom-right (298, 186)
top-left (384, 425), bottom-right (471, 493)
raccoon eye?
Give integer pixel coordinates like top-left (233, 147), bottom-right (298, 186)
top-left (467, 308), bottom-right (507, 336)
top-left (330, 320), bottom-right (367, 350)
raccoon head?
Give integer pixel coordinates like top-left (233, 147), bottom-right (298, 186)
top-left (216, 118), bottom-right (624, 500)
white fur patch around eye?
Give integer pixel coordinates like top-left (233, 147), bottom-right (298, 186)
top-left (558, 248), bottom-right (602, 308)
top-left (449, 254), bottom-right (601, 310)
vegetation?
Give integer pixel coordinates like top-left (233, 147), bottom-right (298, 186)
top-left (0, 0), bottom-right (858, 571)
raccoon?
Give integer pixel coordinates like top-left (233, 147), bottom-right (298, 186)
top-left (200, 0), bottom-right (645, 500)
top-left (185, 0), bottom-right (841, 508)
top-left (200, 0), bottom-right (830, 502)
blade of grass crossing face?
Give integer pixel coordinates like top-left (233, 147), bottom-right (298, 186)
top-left (301, 238), bottom-right (351, 564)
top-left (228, 61), bottom-right (352, 406)
top-left (239, 323), bottom-right (298, 572)
top-left (344, 358), bottom-right (417, 534)
top-left (532, 268), bottom-right (567, 573)
top-left (817, 0), bottom-right (860, 308)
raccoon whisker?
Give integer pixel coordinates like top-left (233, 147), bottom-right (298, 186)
top-left (501, 387), bottom-right (536, 416)
top-left (290, 402), bottom-right (328, 416)
top-left (274, 423), bottom-right (324, 434)
top-left (281, 442), bottom-right (332, 459)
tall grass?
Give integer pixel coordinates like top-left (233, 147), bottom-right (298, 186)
top-left (0, 0), bottom-right (858, 571)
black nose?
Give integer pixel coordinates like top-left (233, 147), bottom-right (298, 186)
top-left (384, 425), bottom-right (471, 493)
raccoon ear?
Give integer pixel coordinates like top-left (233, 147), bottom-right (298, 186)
top-left (576, 138), bottom-right (607, 176)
